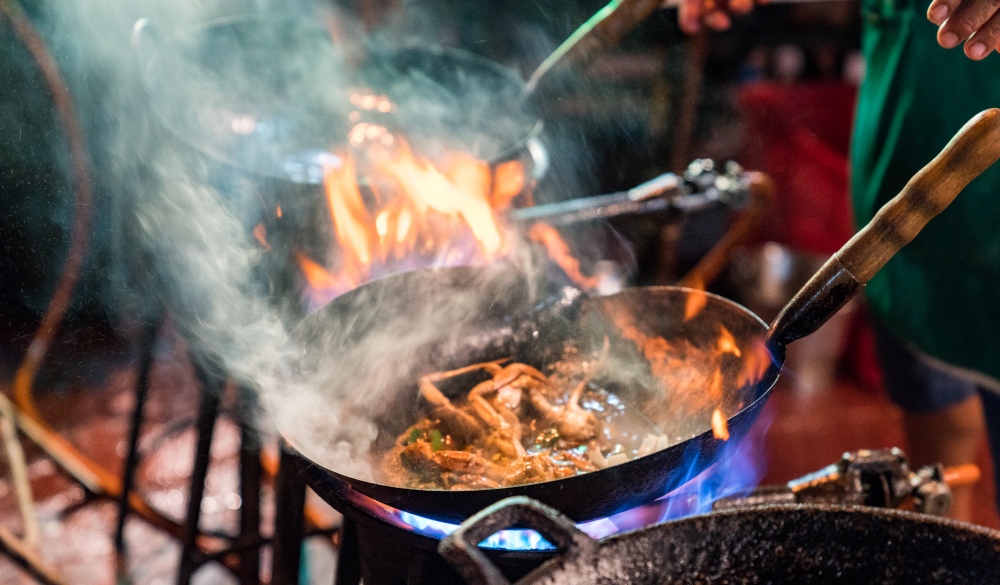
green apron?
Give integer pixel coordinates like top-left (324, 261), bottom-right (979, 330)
top-left (851, 0), bottom-right (1000, 385)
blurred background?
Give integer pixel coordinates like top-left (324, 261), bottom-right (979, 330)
top-left (1, 0), bottom-right (995, 583)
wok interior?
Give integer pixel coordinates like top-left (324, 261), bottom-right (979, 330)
top-left (285, 266), bottom-right (772, 485)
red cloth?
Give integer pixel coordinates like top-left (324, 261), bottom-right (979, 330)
top-left (738, 82), bottom-right (858, 256)
top-left (738, 81), bottom-right (882, 390)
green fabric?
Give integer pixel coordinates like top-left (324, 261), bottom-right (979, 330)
top-left (851, 0), bottom-right (1000, 383)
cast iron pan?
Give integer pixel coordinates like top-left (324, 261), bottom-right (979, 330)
top-left (277, 109), bottom-right (1000, 523)
top-left (439, 496), bottom-right (1000, 584)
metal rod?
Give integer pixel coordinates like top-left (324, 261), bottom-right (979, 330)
top-left (260, 448), bottom-right (334, 532)
top-left (236, 387), bottom-right (261, 585)
top-left (177, 364), bottom-right (223, 585)
top-left (272, 446), bottom-right (307, 585)
top-left (334, 516), bottom-right (362, 585)
top-left (0, 392), bottom-right (37, 548)
top-left (115, 310), bottom-right (163, 552)
top-left (509, 173), bottom-right (684, 227)
top-left (0, 0), bottom-right (97, 551)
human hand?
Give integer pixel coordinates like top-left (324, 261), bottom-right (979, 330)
top-left (927, 0), bottom-right (1000, 59)
top-left (673, 0), bottom-right (765, 34)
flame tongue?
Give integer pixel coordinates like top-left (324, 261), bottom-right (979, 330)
top-left (296, 135), bottom-right (521, 307)
top-left (324, 157), bottom-right (373, 282)
top-left (294, 123), bottom-right (605, 308)
top-left (604, 291), bottom-right (772, 435)
top-left (376, 141), bottom-right (503, 256)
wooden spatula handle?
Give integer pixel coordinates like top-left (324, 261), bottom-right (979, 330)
top-left (838, 108), bottom-right (1000, 283)
top-left (768, 108), bottom-right (1000, 348)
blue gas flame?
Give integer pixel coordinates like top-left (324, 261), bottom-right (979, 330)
top-left (394, 409), bottom-right (772, 551)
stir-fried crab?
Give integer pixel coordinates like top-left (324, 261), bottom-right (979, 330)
top-left (418, 360), bottom-right (528, 459)
top-left (386, 343), bottom-right (610, 489)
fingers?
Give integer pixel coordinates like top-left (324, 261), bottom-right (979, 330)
top-left (965, 10), bottom-right (1000, 58)
top-left (934, 0), bottom-right (1000, 56)
top-left (928, 0), bottom-right (959, 24)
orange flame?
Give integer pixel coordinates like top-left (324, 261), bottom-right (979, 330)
top-left (605, 302), bottom-right (770, 437)
top-left (324, 158), bottom-right (373, 285)
top-left (712, 408), bottom-right (730, 441)
top-left (296, 251), bottom-right (352, 296)
top-left (253, 224), bottom-right (271, 251)
top-left (493, 160), bottom-right (526, 209)
top-left (300, 135), bottom-right (526, 306)
top-left (717, 325), bottom-right (741, 357)
top-left (684, 279), bottom-right (707, 321)
top-left (708, 367), bottom-right (723, 402)
top-left (736, 337), bottom-right (773, 388)
top-left (605, 305), bottom-right (719, 423)
top-left (527, 223), bottom-right (602, 291)
top-left (376, 141), bottom-right (503, 256)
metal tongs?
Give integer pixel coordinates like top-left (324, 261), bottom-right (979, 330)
top-left (510, 159), bottom-right (751, 227)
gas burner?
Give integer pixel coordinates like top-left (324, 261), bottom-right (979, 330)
top-left (275, 446), bottom-right (977, 585)
top-left (713, 447), bottom-right (972, 515)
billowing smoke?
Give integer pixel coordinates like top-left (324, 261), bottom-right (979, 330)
top-left (39, 0), bottom-right (574, 478)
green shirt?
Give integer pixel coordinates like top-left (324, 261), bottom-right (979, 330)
top-left (851, 0), bottom-right (1000, 384)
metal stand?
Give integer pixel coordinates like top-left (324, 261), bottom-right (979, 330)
top-left (114, 317), bottom-right (265, 585)
top-left (236, 389), bottom-right (262, 584)
top-left (272, 446), bottom-right (307, 585)
top-left (334, 517), bottom-right (361, 585)
top-left (270, 446), bottom-right (358, 585)
top-left (176, 364), bottom-right (225, 585)
top-left (114, 311), bottom-right (162, 552)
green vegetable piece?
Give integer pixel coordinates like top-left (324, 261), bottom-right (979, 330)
top-left (430, 429), bottom-right (443, 451)
top-left (408, 428), bottom-right (422, 444)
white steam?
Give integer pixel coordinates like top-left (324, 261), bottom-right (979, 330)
top-left (45, 0), bottom-right (559, 479)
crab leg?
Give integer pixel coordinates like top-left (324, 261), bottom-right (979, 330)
top-left (529, 339), bottom-right (609, 442)
top-left (421, 359), bottom-right (510, 384)
top-left (418, 359), bottom-right (512, 423)
top-left (491, 363), bottom-right (548, 390)
top-left (419, 375), bottom-right (488, 443)
top-left (467, 381), bottom-right (527, 458)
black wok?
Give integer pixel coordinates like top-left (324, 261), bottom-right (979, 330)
top-left (134, 0), bottom-right (682, 185)
top-left (276, 109), bottom-right (1000, 523)
top-left (135, 14), bottom-right (541, 183)
top-left (440, 497), bottom-right (1000, 585)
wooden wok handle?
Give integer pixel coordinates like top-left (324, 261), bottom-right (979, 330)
top-left (769, 108), bottom-right (1000, 347)
top-left (839, 108), bottom-right (1000, 282)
